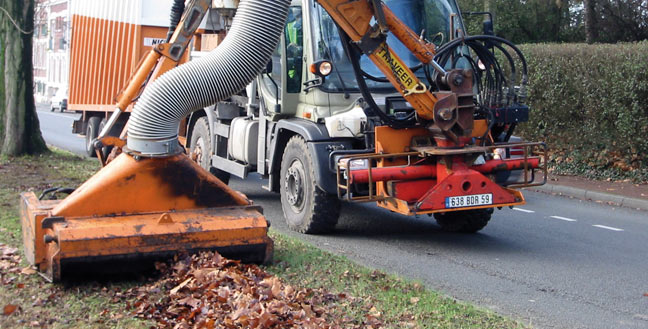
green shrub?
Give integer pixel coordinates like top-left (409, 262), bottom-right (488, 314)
top-left (516, 42), bottom-right (648, 182)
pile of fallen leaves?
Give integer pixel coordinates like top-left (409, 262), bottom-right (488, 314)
top-left (130, 251), bottom-right (381, 329)
top-left (1, 243), bottom-right (38, 318)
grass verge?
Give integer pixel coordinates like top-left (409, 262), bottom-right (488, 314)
top-left (0, 148), bottom-right (525, 328)
top-left (0, 149), bottom-right (153, 328)
top-left (267, 232), bottom-right (525, 329)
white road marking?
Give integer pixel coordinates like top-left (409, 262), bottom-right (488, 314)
top-left (593, 225), bottom-right (624, 232)
top-left (550, 216), bottom-right (577, 222)
top-left (513, 208), bottom-right (535, 213)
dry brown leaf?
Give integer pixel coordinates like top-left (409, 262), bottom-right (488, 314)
top-left (177, 296), bottom-right (201, 309)
top-left (172, 320), bottom-right (190, 329)
top-left (410, 297), bottom-right (420, 304)
top-left (170, 277), bottom-right (193, 295)
top-left (21, 266), bottom-right (37, 275)
top-left (0, 260), bottom-right (12, 270)
top-left (284, 285), bottom-right (295, 297)
top-left (269, 277), bottom-right (282, 298)
top-left (2, 247), bottom-right (18, 257)
top-left (3, 304), bottom-right (18, 315)
top-left (402, 320), bottom-right (418, 328)
top-left (369, 306), bottom-right (381, 317)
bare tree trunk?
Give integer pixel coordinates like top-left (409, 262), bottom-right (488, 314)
top-left (584, 0), bottom-right (599, 43)
top-left (0, 0), bottom-right (47, 155)
top-left (0, 20), bottom-right (4, 148)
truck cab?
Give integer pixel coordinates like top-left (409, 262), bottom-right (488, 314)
top-left (184, 0), bottom-right (471, 232)
top-left (184, 0), bottom-right (543, 234)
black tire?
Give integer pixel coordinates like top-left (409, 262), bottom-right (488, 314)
top-left (190, 117), bottom-right (230, 184)
top-left (50, 106), bottom-right (55, 112)
top-left (433, 208), bottom-right (494, 233)
top-left (280, 135), bottom-right (340, 234)
top-left (85, 116), bottom-right (101, 157)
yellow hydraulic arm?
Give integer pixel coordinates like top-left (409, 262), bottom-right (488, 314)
top-left (315, 0), bottom-right (474, 144)
top-left (315, 0), bottom-right (441, 119)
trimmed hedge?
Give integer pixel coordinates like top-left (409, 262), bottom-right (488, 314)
top-left (516, 42), bottom-right (648, 182)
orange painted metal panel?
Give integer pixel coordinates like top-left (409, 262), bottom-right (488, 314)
top-left (69, 15), bottom-right (168, 112)
top-left (20, 152), bottom-right (272, 281)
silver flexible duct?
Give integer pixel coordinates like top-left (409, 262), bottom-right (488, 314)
top-left (127, 0), bottom-right (291, 155)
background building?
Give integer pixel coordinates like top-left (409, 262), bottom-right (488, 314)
top-left (33, 0), bottom-right (70, 103)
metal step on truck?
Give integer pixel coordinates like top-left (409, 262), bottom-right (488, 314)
top-left (183, 0), bottom-right (546, 234)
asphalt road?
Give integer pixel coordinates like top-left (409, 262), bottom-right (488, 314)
top-left (36, 108), bottom-right (648, 329)
top-left (36, 103), bottom-right (86, 156)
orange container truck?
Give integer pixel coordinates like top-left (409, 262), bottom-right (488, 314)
top-left (68, 0), bottom-right (228, 156)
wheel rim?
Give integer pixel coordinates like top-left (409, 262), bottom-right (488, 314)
top-left (192, 137), bottom-right (206, 167)
top-left (86, 125), bottom-right (93, 151)
top-left (284, 159), bottom-right (306, 213)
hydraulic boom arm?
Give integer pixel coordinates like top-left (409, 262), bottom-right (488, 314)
top-left (315, 0), bottom-right (473, 145)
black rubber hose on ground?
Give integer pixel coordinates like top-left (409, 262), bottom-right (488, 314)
top-left (128, 0), bottom-right (291, 155)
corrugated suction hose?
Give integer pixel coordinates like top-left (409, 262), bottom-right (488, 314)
top-left (127, 0), bottom-right (291, 155)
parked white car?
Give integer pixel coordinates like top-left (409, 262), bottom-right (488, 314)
top-left (50, 89), bottom-right (68, 112)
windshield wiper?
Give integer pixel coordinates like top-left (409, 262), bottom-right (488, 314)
top-left (361, 63), bottom-right (424, 83)
top-left (332, 62), bottom-right (350, 99)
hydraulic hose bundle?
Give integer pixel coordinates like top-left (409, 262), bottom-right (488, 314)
top-left (434, 35), bottom-right (529, 109)
top-left (342, 27), bottom-right (529, 136)
top-left (433, 35), bottom-right (529, 141)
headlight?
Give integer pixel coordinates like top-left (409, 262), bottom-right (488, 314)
top-left (349, 159), bottom-right (369, 170)
top-left (493, 148), bottom-right (506, 160)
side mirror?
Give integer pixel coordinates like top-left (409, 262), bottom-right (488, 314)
top-left (264, 60), bottom-right (273, 74)
top-left (462, 11), bottom-right (495, 36)
top-left (483, 20), bottom-right (494, 36)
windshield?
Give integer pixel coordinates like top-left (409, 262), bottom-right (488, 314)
top-left (312, 0), bottom-right (463, 93)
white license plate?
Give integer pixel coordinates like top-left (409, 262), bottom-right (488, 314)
top-left (445, 194), bottom-right (493, 209)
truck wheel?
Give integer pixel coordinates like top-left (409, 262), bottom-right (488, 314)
top-left (190, 117), bottom-right (230, 184)
top-left (280, 135), bottom-right (340, 234)
top-left (433, 208), bottom-right (493, 233)
top-left (85, 116), bottom-right (101, 157)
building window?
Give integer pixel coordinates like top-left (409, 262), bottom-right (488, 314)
top-left (55, 17), bottom-right (63, 31)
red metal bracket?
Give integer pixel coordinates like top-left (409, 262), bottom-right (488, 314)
top-left (414, 168), bottom-right (520, 212)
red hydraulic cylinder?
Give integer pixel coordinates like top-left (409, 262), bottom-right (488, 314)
top-left (348, 158), bottom-right (540, 184)
top-left (349, 165), bottom-right (436, 183)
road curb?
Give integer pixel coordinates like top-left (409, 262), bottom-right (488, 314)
top-left (528, 184), bottom-right (648, 211)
